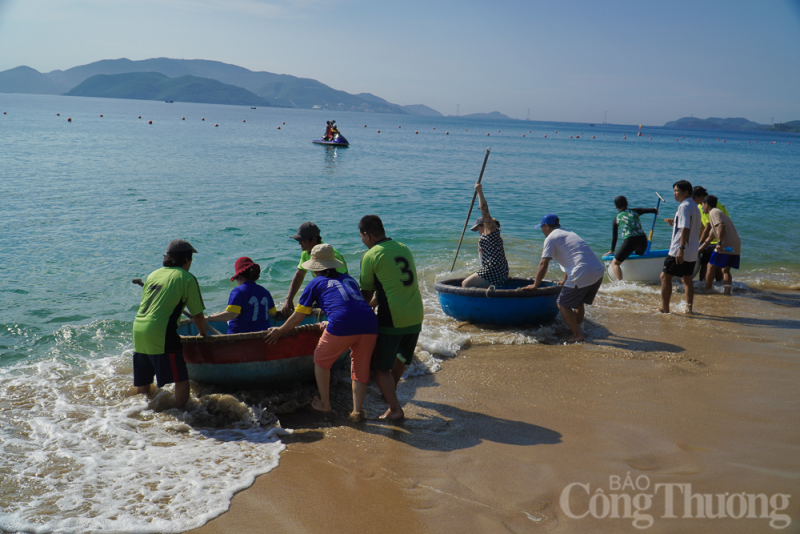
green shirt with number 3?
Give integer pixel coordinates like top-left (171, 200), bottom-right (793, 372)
top-left (360, 238), bottom-right (423, 334)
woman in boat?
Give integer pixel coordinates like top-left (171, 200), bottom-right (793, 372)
top-left (207, 257), bottom-right (276, 334)
top-left (462, 183), bottom-right (509, 288)
top-left (264, 244), bottom-right (378, 421)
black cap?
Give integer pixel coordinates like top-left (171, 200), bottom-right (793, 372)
top-left (292, 222), bottom-right (321, 241)
top-left (470, 217), bottom-right (500, 231)
top-left (166, 239), bottom-right (197, 254)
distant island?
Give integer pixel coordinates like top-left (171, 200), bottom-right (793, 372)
top-left (0, 57), bottom-right (446, 115)
top-left (663, 116), bottom-right (800, 133)
top-left (447, 111), bottom-right (512, 120)
top-left (66, 72), bottom-right (270, 106)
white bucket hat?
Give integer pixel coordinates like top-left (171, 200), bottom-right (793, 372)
top-left (301, 244), bottom-right (344, 271)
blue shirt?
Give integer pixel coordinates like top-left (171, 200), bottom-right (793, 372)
top-left (225, 281), bottom-right (275, 334)
top-left (296, 273), bottom-right (378, 337)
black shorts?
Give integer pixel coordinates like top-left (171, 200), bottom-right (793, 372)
top-left (663, 255), bottom-right (696, 278)
top-left (133, 352), bottom-right (189, 387)
top-left (372, 332), bottom-right (419, 371)
top-left (557, 278), bottom-right (603, 308)
top-left (614, 235), bottom-right (648, 263)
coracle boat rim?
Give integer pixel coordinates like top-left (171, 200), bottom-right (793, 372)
top-left (434, 277), bottom-right (563, 298)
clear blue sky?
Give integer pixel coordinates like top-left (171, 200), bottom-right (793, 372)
top-left (1, 0), bottom-right (799, 124)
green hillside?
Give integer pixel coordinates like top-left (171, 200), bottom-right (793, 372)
top-left (663, 117), bottom-right (769, 131)
top-left (65, 72), bottom-right (270, 106)
top-left (767, 121), bottom-right (800, 133)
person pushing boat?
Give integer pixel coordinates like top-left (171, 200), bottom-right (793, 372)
top-left (132, 239), bottom-right (207, 410)
top-left (462, 182), bottom-right (509, 287)
top-left (700, 195), bottom-right (741, 295)
top-left (265, 244), bottom-right (378, 422)
top-left (605, 196), bottom-right (658, 281)
top-left (207, 257), bottom-right (276, 334)
top-left (281, 222), bottom-right (348, 316)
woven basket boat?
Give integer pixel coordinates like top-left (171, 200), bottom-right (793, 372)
top-left (177, 312), bottom-right (347, 388)
top-left (434, 277), bottom-right (562, 326)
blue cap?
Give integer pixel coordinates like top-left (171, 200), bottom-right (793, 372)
top-left (535, 214), bottom-right (559, 229)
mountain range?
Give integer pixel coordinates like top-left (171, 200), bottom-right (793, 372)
top-left (0, 57), bottom-right (443, 115)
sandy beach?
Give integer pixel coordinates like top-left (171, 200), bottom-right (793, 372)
top-left (189, 287), bottom-right (800, 534)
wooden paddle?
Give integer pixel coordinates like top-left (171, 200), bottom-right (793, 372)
top-left (132, 278), bottom-right (223, 336)
top-left (644, 191), bottom-right (667, 254)
top-left (450, 148), bottom-right (491, 272)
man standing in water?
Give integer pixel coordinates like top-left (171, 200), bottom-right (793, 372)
top-left (701, 195), bottom-right (741, 295)
top-left (358, 215), bottom-right (424, 420)
top-left (522, 214), bottom-right (605, 343)
top-left (133, 239), bottom-right (206, 409)
top-left (281, 222), bottom-right (348, 316)
top-left (657, 180), bottom-right (702, 314)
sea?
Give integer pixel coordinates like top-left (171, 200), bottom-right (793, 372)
top-left (0, 93), bottom-right (798, 533)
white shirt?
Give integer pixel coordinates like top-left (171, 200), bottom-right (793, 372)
top-left (542, 228), bottom-right (605, 288)
top-left (669, 199), bottom-right (702, 261)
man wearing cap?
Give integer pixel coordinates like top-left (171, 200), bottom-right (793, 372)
top-left (658, 180), bottom-right (702, 314)
top-left (133, 239), bottom-right (206, 409)
top-left (462, 182), bottom-right (509, 288)
top-left (522, 215), bottom-right (605, 343)
top-left (207, 257), bottom-right (275, 334)
top-left (358, 214), bottom-right (424, 420)
top-left (281, 222), bottom-right (348, 316)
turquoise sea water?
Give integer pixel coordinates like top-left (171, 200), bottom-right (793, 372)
top-left (0, 93), bottom-right (798, 532)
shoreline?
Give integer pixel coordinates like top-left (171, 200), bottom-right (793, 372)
top-left (189, 288), bottom-right (800, 534)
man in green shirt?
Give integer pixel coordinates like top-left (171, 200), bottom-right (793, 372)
top-left (133, 239), bottom-right (207, 409)
top-left (359, 215), bottom-right (424, 420)
top-left (281, 222), bottom-right (348, 315)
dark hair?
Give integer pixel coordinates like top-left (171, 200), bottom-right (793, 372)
top-left (673, 180), bottom-right (693, 194)
top-left (163, 252), bottom-right (192, 268)
top-left (692, 185), bottom-right (708, 199)
top-left (359, 214), bottom-right (385, 236)
top-left (704, 195), bottom-right (718, 209)
top-left (239, 264), bottom-right (261, 282)
top-left (614, 196), bottom-right (628, 210)
top-left (547, 217), bottom-right (561, 228)
top-left (315, 268), bottom-right (339, 278)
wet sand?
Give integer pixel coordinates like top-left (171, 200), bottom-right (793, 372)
top-left (190, 288), bottom-right (800, 533)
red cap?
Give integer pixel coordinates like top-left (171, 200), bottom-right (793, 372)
top-left (231, 257), bottom-right (257, 281)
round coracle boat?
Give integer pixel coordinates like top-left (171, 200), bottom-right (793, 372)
top-left (434, 277), bottom-right (563, 326)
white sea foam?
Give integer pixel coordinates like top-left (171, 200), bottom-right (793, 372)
top-left (0, 339), bottom-right (288, 534)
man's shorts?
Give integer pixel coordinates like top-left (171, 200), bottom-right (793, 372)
top-left (313, 330), bottom-right (377, 384)
top-left (557, 277), bottom-right (603, 308)
top-left (133, 352), bottom-right (189, 388)
top-left (614, 235), bottom-right (648, 263)
top-left (372, 332), bottom-right (420, 372)
top-left (709, 252), bottom-right (740, 270)
top-left (663, 255), bottom-right (696, 278)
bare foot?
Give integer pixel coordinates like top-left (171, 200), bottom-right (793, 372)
top-left (724, 285), bottom-right (732, 296)
top-left (310, 396), bottom-right (332, 413)
top-left (348, 410), bottom-right (366, 423)
top-left (379, 407), bottom-right (405, 421)
top-left (565, 335), bottom-right (585, 344)
top-left (654, 307), bottom-right (669, 314)
top-left (685, 306), bottom-right (694, 315)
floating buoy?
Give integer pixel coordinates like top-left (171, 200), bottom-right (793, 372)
top-left (57, 113), bottom-right (60, 116)
top-left (465, 129), bottom-right (468, 131)
top-left (487, 133), bottom-right (490, 136)
top-left (717, 138), bottom-right (720, 140)
top-left (446, 132), bottom-right (449, 135)
top-left (623, 136), bottom-right (626, 139)
top-left (398, 126), bottom-right (401, 128)
top-left (202, 118), bottom-right (205, 121)
top-left (377, 130), bottom-right (380, 133)
top-left (216, 124), bottom-right (219, 127)
top-left (602, 133), bottom-right (604, 135)
top-left (522, 134), bottom-right (525, 137)
top-left (138, 116), bottom-right (142, 119)
top-left (544, 135), bottom-right (547, 137)
top-left (698, 139), bottom-right (701, 142)
top-left (364, 124), bottom-right (367, 127)
top-left (570, 135), bottom-right (573, 138)
top-left (755, 140), bottom-right (758, 143)
top-left (100, 114), bottom-right (103, 117)
top-left (67, 118), bottom-right (72, 122)
top-left (682, 136), bottom-right (685, 139)
top-left (148, 120), bottom-right (153, 124)
top-left (277, 126), bottom-right (280, 129)
top-left (433, 127), bottom-right (436, 130)
top-left (592, 135), bottom-right (595, 138)
top-left (529, 130), bottom-right (532, 133)
top-left (182, 117), bottom-right (185, 120)
top-left (555, 131), bottom-right (558, 133)
top-left (415, 131), bottom-right (418, 134)
top-left (580, 132), bottom-right (583, 134)
top-left (576, 135), bottom-right (580, 138)
top-left (676, 138), bottom-right (679, 141)
top-left (243, 120), bottom-right (246, 122)
top-left (498, 130), bottom-right (501, 132)
top-left (748, 140), bottom-right (751, 143)
top-left (723, 140), bottom-right (725, 143)
top-left (282, 122), bottom-right (285, 124)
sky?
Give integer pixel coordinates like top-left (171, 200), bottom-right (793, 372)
top-left (1, 0), bottom-right (799, 124)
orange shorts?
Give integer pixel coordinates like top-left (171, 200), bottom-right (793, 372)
top-left (314, 330), bottom-right (378, 384)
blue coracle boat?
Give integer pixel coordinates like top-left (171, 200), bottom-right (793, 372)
top-left (434, 277), bottom-right (563, 326)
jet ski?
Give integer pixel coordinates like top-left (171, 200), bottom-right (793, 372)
top-left (312, 133), bottom-right (349, 147)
